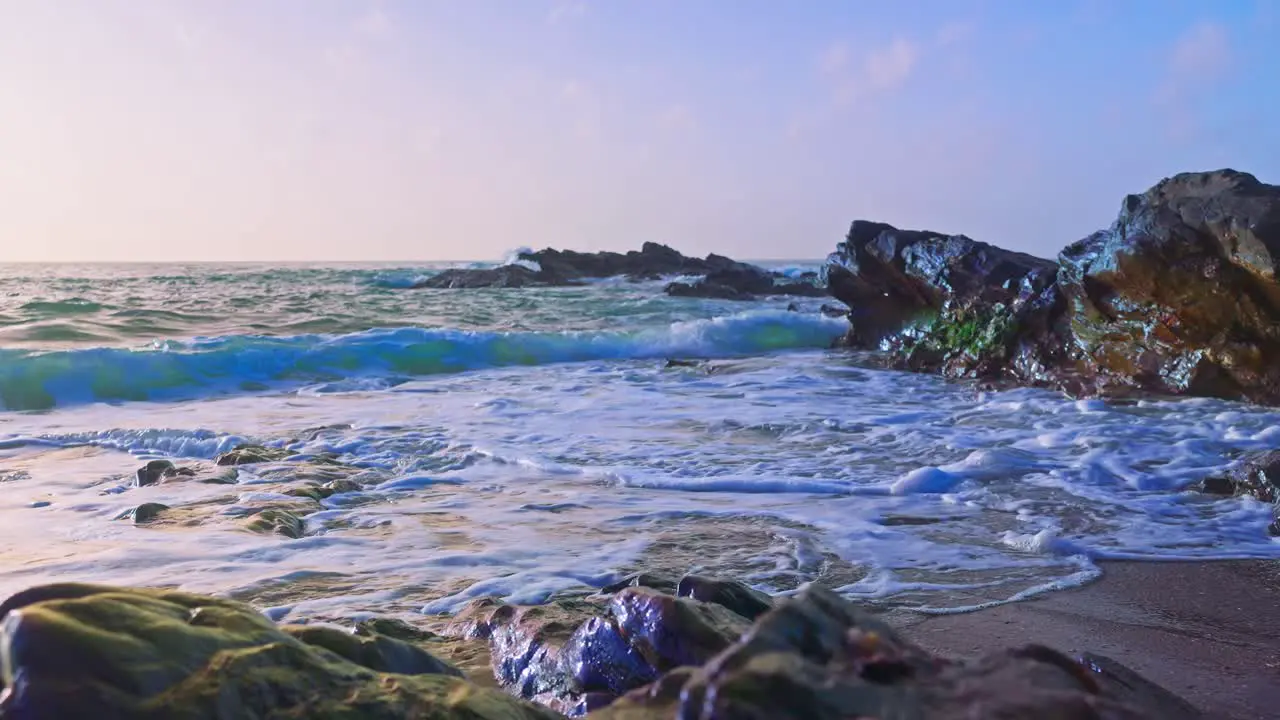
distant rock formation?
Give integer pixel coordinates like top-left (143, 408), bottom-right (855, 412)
top-left (826, 169), bottom-right (1280, 404)
top-left (413, 243), bottom-right (829, 300)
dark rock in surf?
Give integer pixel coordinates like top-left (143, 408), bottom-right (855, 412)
top-left (825, 169), bottom-right (1280, 404)
top-left (663, 280), bottom-right (754, 301)
top-left (242, 507), bottom-right (306, 539)
top-left (520, 242), bottom-right (709, 281)
top-left (413, 265), bottom-right (576, 289)
top-left (819, 303), bottom-right (849, 318)
top-left (664, 261), bottom-right (827, 301)
top-left (1197, 450), bottom-right (1280, 536)
top-left (214, 444), bottom-right (296, 466)
top-left (114, 502), bottom-right (170, 524)
top-left (134, 460), bottom-right (196, 486)
top-left (824, 219), bottom-right (1061, 383)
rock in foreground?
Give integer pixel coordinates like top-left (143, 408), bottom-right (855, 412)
top-left (0, 580), bottom-right (1199, 719)
top-left (826, 169), bottom-right (1280, 404)
top-left (0, 583), bottom-right (559, 720)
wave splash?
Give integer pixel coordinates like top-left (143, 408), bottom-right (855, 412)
top-left (0, 310), bottom-right (845, 410)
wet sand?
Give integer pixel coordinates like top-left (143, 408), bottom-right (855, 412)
top-left (893, 560), bottom-right (1280, 720)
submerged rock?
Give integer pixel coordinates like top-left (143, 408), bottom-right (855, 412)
top-left (214, 444), bottom-right (296, 466)
top-left (122, 502), bottom-right (171, 524)
top-left (0, 583), bottom-right (560, 720)
top-left (413, 265), bottom-right (572, 289)
top-left (1198, 450), bottom-right (1280, 536)
top-left (665, 259), bottom-right (827, 301)
top-left (242, 507), bottom-right (306, 539)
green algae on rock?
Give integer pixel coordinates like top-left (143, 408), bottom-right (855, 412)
top-left (0, 583), bottom-right (561, 720)
top-left (826, 169), bottom-right (1280, 405)
top-left (214, 444), bottom-right (296, 466)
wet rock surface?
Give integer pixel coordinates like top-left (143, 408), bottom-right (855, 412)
top-left (665, 256), bottom-right (827, 301)
top-left (0, 583), bottom-right (560, 720)
top-left (214, 444), bottom-right (296, 466)
top-left (1198, 450), bottom-right (1280, 536)
top-left (0, 579), bottom-right (1200, 719)
top-left (593, 585), bottom-right (1200, 720)
top-left (826, 169), bottom-right (1280, 404)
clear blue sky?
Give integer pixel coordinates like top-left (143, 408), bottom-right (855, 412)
top-left (1, 0), bottom-right (1276, 261)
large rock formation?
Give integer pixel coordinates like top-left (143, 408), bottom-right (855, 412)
top-left (0, 579), bottom-right (1199, 719)
top-left (1057, 170), bottom-right (1280, 401)
top-left (826, 170), bottom-right (1280, 403)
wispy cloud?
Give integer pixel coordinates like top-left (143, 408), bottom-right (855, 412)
top-left (820, 37), bottom-right (920, 105)
top-left (548, 0), bottom-right (587, 25)
top-left (355, 7), bottom-right (392, 40)
top-left (1156, 22), bottom-right (1231, 105)
top-left (559, 79), bottom-right (603, 140)
top-left (935, 21), bottom-right (974, 47)
top-left (1155, 22), bottom-right (1233, 140)
top-left (656, 104), bottom-right (696, 133)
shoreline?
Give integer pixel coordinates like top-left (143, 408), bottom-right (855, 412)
top-left (892, 559), bottom-right (1280, 720)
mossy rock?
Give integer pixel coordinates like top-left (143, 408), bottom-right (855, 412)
top-left (243, 509), bottom-right (305, 539)
top-left (323, 478), bottom-right (364, 494)
top-left (0, 583), bottom-right (562, 720)
top-left (283, 485), bottom-right (335, 502)
top-left (284, 624), bottom-right (463, 677)
top-left (214, 445), bottom-right (296, 466)
top-left (128, 502), bottom-right (171, 524)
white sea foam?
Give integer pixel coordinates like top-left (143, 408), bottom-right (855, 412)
top-left (1, 351), bottom-right (1277, 620)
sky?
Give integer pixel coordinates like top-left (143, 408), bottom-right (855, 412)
top-left (1, 1), bottom-right (1277, 262)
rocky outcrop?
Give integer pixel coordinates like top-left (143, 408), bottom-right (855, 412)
top-left (412, 243), bottom-right (828, 298)
top-left (825, 220), bottom-right (1065, 383)
top-left (826, 170), bottom-right (1280, 404)
top-left (0, 580), bottom-right (1199, 719)
top-left (521, 243), bottom-right (708, 281)
top-left (1056, 170), bottom-right (1280, 402)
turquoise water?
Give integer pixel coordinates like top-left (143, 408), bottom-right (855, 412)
top-left (0, 262), bottom-right (1276, 620)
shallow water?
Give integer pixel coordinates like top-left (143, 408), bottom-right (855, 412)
top-left (0, 261), bottom-right (1276, 623)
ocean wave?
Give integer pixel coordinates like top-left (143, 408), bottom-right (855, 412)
top-left (0, 310), bottom-right (846, 410)
top-left (367, 270), bottom-right (433, 289)
top-left (500, 247), bottom-right (542, 273)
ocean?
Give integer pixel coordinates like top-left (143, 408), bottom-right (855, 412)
top-left (0, 260), bottom-right (1277, 623)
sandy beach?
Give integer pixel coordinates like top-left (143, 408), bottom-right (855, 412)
top-left (895, 561), bottom-right (1280, 719)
